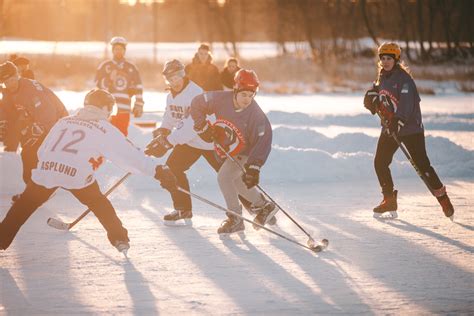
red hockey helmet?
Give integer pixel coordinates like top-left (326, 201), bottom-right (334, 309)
top-left (233, 69), bottom-right (259, 93)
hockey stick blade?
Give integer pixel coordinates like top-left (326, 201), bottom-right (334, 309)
top-left (47, 217), bottom-right (71, 231)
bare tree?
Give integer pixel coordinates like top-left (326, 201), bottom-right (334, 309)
top-left (360, 0), bottom-right (379, 47)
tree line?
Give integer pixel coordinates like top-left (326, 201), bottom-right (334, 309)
top-left (1, 0), bottom-right (472, 62)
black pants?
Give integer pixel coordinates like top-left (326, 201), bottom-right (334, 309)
top-left (20, 141), bottom-right (41, 184)
top-left (374, 131), bottom-right (443, 194)
top-left (166, 144), bottom-right (221, 212)
top-left (0, 181), bottom-right (128, 250)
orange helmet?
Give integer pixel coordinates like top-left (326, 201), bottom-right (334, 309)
top-left (378, 42), bottom-right (401, 60)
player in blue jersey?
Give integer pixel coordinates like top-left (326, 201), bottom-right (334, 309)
top-left (190, 69), bottom-right (276, 234)
top-left (0, 61), bottom-right (68, 200)
top-left (95, 36), bottom-right (144, 136)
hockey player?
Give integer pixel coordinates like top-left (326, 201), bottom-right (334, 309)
top-left (0, 61), bottom-right (68, 189)
top-left (185, 43), bottom-right (222, 92)
top-left (364, 42), bottom-right (455, 220)
top-left (190, 69), bottom-right (276, 234)
top-left (0, 89), bottom-right (178, 253)
top-left (145, 59), bottom-right (221, 224)
top-left (95, 36), bottom-right (144, 136)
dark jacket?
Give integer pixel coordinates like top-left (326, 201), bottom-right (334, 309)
top-left (185, 54), bottom-right (222, 92)
top-left (190, 91), bottom-right (272, 167)
top-left (378, 67), bottom-right (423, 136)
top-left (1, 78), bottom-right (68, 148)
top-left (220, 66), bottom-right (241, 90)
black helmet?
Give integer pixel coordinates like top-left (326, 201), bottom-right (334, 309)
top-left (162, 59), bottom-right (185, 79)
top-left (84, 89), bottom-right (115, 110)
top-left (0, 61), bottom-right (18, 83)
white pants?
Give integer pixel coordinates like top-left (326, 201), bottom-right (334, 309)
top-left (217, 155), bottom-right (265, 216)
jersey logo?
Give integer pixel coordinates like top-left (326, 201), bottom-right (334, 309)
top-left (88, 156), bottom-right (104, 171)
top-left (213, 119), bottom-right (245, 158)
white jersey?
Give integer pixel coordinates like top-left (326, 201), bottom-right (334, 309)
top-left (32, 116), bottom-right (157, 189)
top-left (161, 80), bottom-right (213, 150)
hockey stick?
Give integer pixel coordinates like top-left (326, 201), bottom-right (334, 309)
top-left (46, 172), bottom-right (132, 231)
top-left (214, 143), bottom-right (324, 249)
top-left (178, 187), bottom-right (328, 253)
top-left (375, 111), bottom-right (435, 195)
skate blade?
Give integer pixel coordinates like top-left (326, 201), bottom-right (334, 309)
top-left (164, 219), bottom-right (193, 226)
top-left (218, 231), bottom-right (245, 241)
top-left (448, 215), bottom-right (454, 222)
top-left (373, 211), bottom-right (398, 219)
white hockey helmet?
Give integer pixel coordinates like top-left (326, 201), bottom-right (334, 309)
top-left (110, 36), bottom-right (127, 47)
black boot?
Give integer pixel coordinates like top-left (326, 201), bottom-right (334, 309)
top-left (373, 190), bottom-right (398, 218)
top-left (163, 210), bottom-right (193, 226)
top-left (217, 215), bottom-right (244, 234)
top-left (253, 201), bottom-right (278, 229)
top-left (437, 194), bottom-right (454, 220)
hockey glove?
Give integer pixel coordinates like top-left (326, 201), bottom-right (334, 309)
top-left (155, 165), bottom-right (178, 191)
top-left (145, 134), bottom-right (173, 158)
top-left (194, 121), bottom-right (215, 143)
top-left (388, 117), bottom-right (405, 135)
top-left (152, 127), bottom-right (171, 138)
top-left (363, 88), bottom-right (379, 115)
top-left (132, 99), bottom-right (144, 118)
top-left (242, 164), bottom-right (260, 189)
top-left (0, 120), bottom-right (6, 142)
top-left (22, 123), bottom-right (44, 147)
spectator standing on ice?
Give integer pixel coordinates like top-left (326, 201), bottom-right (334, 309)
top-left (0, 89), bottom-right (177, 253)
top-left (190, 69), bottom-right (276, 234)
top-left (95, 36), bottom-right (144, 136)
top-left (185, 43), bottom-right (222, 92)
top-left (145, 59), bottom-right (221, 225)
top-left (220, 57), bottom-right (241, 91)
top-left (0, 61), bottom-right (68, 197)
top-left (363, 42), bottom-right (455, 220)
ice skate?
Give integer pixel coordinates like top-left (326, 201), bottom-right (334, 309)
top-left (253, 201), bottom-right (278, 230)
top-left (163, 210), bottom-right (193, 226)
top-left (437, 194), bottom-right (454, 221)
top-left (241, 197), bottom-right (277, 226)
top-left (217, 216), bottom-right (245, 235)
top-left (114, 240), bottom-right (130, 256)
top-left (373, 190), bottom-right (398, 219)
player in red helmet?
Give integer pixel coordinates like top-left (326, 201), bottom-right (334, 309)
top-left (190, 69), bottom-right (276, 234)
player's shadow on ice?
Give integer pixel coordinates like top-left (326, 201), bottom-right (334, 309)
top-left (137, 202), bottom-right (335, 314)
top-left (454, 222), bottom-right (474, 232)
top-left (0, 268), bottom-right (35, 313)
top-left (122, 260), bottom-right (159, 315)
top-left (382, 219), bottom-right (474, 253)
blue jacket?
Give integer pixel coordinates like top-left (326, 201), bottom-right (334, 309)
top-left (378, 67), bottom-right (423, 136)
top-left (1, 78), bottom-right (68, 147)
top-left (95, 58), bottom-right (144, 113)
top-left (190, 91), bottom-right (272, 167)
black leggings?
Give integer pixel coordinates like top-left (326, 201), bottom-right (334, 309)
top-left (0, 181), bottom-right (128, 250)
top-left (374, 131), bottom-right (443, 194)
top-left (166, 144), bottom-right (221, 211)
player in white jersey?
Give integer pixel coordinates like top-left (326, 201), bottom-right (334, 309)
top-left (145, 59), bottom-right (221, 225)
top-left (0, 89), bottom-right (177, 253)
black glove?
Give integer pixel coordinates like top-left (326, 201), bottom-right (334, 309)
top-left (22, 123), bottom-right (44, 147)
top-left (242, 164), bottom-right (260, 189)
top-left (388, 117), bottom-right (405, 135)
top-left (154, 165), bottom-right (178, 191)
top-left (152, 127), bottom-right (171, 138)
top-left (363, 88), bottom-right (379, 115)
top-left (145, 134), bottom-right (173, 158)
top-left (0, 120), bottom-right (6, 142)
top-left (194, 121), bottom-right (215, 143)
